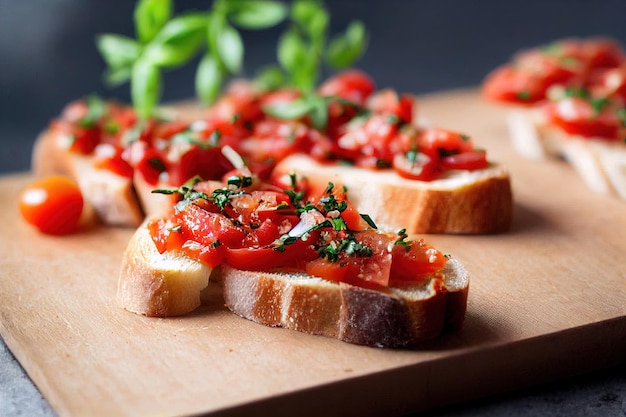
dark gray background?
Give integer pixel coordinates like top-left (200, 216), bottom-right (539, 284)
top-left (1, 0), bottom-right (626, 174)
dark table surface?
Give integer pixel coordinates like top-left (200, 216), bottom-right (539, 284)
top-left (1, 1), bottom-right (625, 416)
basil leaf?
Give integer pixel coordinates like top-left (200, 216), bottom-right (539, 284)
top-left (132, 59), bottom-right (161, 119)
top-left (326, 20), bottom-right (367, 69)
top-left (307, 7), bottom-right (329, 44)
top-left (134, 0), bottom-right (173, 44)
top-left (103, 66), bottom-right (132, 87)
top-left (229, 1), bottom-right (288, 29)
top-left (144, 13), bottom-right (207, 68)
top-left (254, 65), bottom-right (285, 91)
top-left (278, 27), bottom-right (307, 74)
top-left (80, 95), bottom-right (107, 128)
top-left (308, 96), bottom-right (328, 129)
top-left (206, 11), bottom-right (226, 62)
top-left (291, 0), bottom-right (324, 32)
top-left (263, 97), bottom-right (313, 120)
top-left (196, 53), bottom-right (224, 105)
top-left (216, 24), bottom-right (244, 74)
top-left (291, 59), bottom-right (318, 92)
top-left (96, 34), bottom-right (142, 69)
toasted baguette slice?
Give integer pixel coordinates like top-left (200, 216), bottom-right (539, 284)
top-left (508, 109), bottom-right (626, 200)
top-left (118, 220), bottom-right (213, 317)
top-left (221, 260), bottom-right (468, 348)
top-left (118, 220), bottom-right (469, 347)
top-left (273, 154), bottom-right (513, 234)
top-left (32, 129), bottom-right (144, 226)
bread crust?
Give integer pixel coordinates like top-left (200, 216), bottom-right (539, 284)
top-left (508, 109), bottom-right (626, 200)
top-left (273, 154), bottom-right (513, 234)
top-left (117, 221), bottom-right (213, 317)
top-left (32, 129), bottom-right (144, 226)
top-left (117, 221), bottom-right (469, 347)
top-left (221, 259), bottom-right (468, 348)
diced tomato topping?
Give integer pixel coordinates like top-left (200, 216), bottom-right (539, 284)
top-left (441, 150), bottom-right (489, 171)
top-left (389, 238), bottom-right (448, 285)
top-left (317, 69), bottom-right (376, 105)
top-left (148, 179), bottom-right (448, 289)
top-left (136, 148), bottom-right (167, 185)
top-left (393, 151), bottom-right (439, 181)
top-left (167, 146), bottom-right (235, 186)
top-left (542, 96), bottom-right (622, 140)
top-left (93, 144), bottom-right (134, 178)
top-left (418, 128), bottom-right (475, 159)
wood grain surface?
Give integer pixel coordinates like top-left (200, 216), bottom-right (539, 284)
top-left (1, 89), bottom-right (624, 417)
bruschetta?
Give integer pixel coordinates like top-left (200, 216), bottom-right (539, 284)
top-left (34, 70), bottom-right (512, 232)
top-left (117, 174), bottom-right (469, 348)
top-left (483, 37), bottom-right (626, 200)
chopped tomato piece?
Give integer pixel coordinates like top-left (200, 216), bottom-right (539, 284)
top-left (317, 69), bottom-right (375, 105)
top-left (93, 144), bottom-right (134, 178)
top-left (542, 96), bottom-right (621, 140)
top-left (389, 238), bottom-right (447, 285)
top-left (393, 151), bottom-right (438, 181)
top-left (441, 150), bottom-right (489, 171)
top-left (418, 128), bottom-right (475, 159)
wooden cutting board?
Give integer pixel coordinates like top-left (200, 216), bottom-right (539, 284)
top-left (1, 89), bottom-right (624, 417)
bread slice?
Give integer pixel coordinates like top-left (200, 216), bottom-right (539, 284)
top-left (508, 109), bottom-right (626, 200)
top-left (32, 129), bottom-right (144, 226)
top-left (118, 220), bottom-right (469, 347)
top-left (117, 220), bottom-right (213, 317)
top-left (273, 154), bottom-right (513, 234)
top-left (221, 259), bottom-right (468, 348)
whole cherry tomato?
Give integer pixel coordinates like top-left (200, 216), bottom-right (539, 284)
top-left (19, 176), bottom-right (84, 235)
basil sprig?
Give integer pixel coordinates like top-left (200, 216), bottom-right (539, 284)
top-left (97, 0), bottom-right (288, 118)
top-left (261, 0), bottom-right (369, 129)
top-left (275, 0), bottom-right (368, 93)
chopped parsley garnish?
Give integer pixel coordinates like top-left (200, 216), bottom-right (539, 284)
top-left (375, 159), bottom-right (392, 169)
top-left (360, 213), bottom-right (377, 229)
top-left (148, 157), bottom-right (166, 172)
top-left (319, 234), bottom-right (372, 262)
top-left (152, 176), bottom-right (211, 211)
top-left (387, 114), bottom-right (401, 125)
top-left (393, 228), bottom-right (412, 251)
top-left (564, 88), bottom-right (590, 99)
top-left (285, 189), bottom-right (306, 208)
top-left (617, 108), bottom-right (626, 126)
top-left (271, 234), bottom-right (299, 252)
top-left (516, 90), bottom-right (531, 101)
top-left (211, 189), bottom-right (239, 211)
top-left (438, 147), bottom-right (459, 158)
top-left (227, 175), bottom-right (253, 188)
top-left (559, 56), bottom-right (580, 67)
top-left (590, 97), bottom-right (610, 115)
top-left (104, 121), bottom-right (120, 134)
top-left (79, 95), bottom-right (107, 128)
top-left (319, 193), bottom-right (348, 213)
